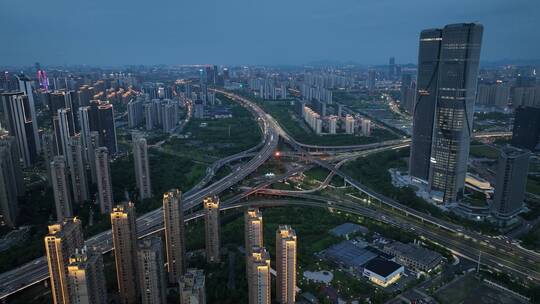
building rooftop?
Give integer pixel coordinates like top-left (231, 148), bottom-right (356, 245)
top-left (324, 240), bottom-right (377, 268)
top-left (329, 223), bottom-right (368, 237)
top-left (384, 241), bottom-right (443, 266)
top-left (364, 258), bottom-right (402, 277)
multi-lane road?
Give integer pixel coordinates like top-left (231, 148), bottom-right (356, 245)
top-left (0, 90), bottom-right (535, 300)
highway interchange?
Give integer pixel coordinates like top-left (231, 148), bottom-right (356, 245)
top-left (0, 90), bottom-right (537, 300)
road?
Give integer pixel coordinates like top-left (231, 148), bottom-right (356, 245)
top-left (0, 89), bottom-right (280, 300)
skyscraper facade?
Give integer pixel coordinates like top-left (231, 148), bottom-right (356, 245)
top-left (276, 225), bottom-right (297, 304)
top-left (17, 74), bottom-right (41, 153)
top-left (51, 156), bottom-right (73, 222)
top-left (1, 92), bottom-right (39, 167)
top-left (97, 103), bottom-right (118, 155)
top-left (0, 135), bottom-right (22, 228)
top-left (428, 23), bottom-right (483, 204)
top-left (491, 146), bottom-right (531, 221)
top-left (133, 135), bottom-right (152, 199)
top-left (111, 202), bottom-right (140, 304)
top-left (179, 269), bottom-right (206, 304)
top-left (68, 135), bottom-right (89, 204)
top-left (511, 106), bottom-right (540, 151)
top-left (409, 28), bottom-right (443, 182)
top-left (95, 147), bottom-right (114, 214)
top-left (138, 236), bottom-right (167, 304)
top-left (248, 246), bottom-right (271, 304)
top-left (56, 108), bottom-right (76, 158)
top-left (163, 189), bottom-right (186, 283)
top-left (67, 247), bottom-right (108, 304)
top-left (203, 196), bottom-right (220, 263)
top-left (44, 218), bottom-right (84, 304)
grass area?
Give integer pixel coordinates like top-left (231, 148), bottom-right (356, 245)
top-left (162, 96), bottom-right (261, 159)
top-left (469, 144), bottom-right (500, 159)
top-left (520, 222), bottom-right (540, 251)
top-left (526, 176), bottom-right (540, 196)
top-left (304, 167), bottom-right (331, 182)
top-left (435, 274), bottom-right (483, 304)
top-left (341, 148), bottom-right (498, 234)
top-left (254, 100), bottom-right (397, 146)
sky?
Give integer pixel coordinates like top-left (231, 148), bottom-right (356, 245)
top-left (1, 0), bottom-right (539, 66)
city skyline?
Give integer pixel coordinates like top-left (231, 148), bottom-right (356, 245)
top-left (1, 0), bottom-right (539, 66)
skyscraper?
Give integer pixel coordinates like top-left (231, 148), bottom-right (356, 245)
top-left (56, 108), bottom-right (76, 157)
top-left (248, 246), bottom-right (271, 304)
top-left (111, 202), bottom-right (139, 304)
top-left (367, 70), bottom-right (376, 91)
top-left (67, 247), bottom-right (108, 304)
top-left (17, 74), bottom-right (41, 153)
top-left (88, 131), bottom-right (100, 183)
top-left (388, 57), bottom-right (396, 80)
top-left (44, 218), bottom-right (84, 304)
top-left (491, 146), bottom-right (531, 222)
top-left (137, 236), bottom-right (167, 304)
top-left (1, 92), bottom-right (39, 167)
top-left (78, 106), bottom-right (92, 163)
top-left (428, 23), bottom-right (483, 204)
top-left (133, 135), bottom-right (152, 199)
top-left (98, 103), bottom-right (118, 155)
top-left (68, 135), bottom-right (89, 204)
top-left (244, 208), bottom-right (263, 254)
top-left (42, 132), bottom-right (56, 186)
top-left (511, 106), bottom-right (540, 151)
top-left (276, 225), bottom-right (297, 304)
top-left (51, 156), bottom-right (73, 222)
top-left (409, 28), bottom-right (443, 182)
top-left (0, 135), bottom-right (22, 228)
top-left (203, 196), bottom-right (220, 263)
top-left (163, 189), bottom-right (186, 283)
top-left (179, 269), bottom-right (206, 304)
top-left (95, 147), bottom-right (114, 214)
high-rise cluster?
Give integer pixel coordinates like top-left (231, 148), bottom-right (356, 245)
top-left (244, 208), bottom-right (297, 304)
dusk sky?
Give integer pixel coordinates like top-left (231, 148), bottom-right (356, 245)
top-left (1, 0), bottom-right (539, 66)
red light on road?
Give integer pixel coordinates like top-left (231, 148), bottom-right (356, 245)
top-left (275, 151), bottom-right (281, 157)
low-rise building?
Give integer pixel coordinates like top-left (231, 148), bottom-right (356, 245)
top-left (383, 241), bottom-right (443, 273)
top-left (362, 258), bottom-right (404, 287)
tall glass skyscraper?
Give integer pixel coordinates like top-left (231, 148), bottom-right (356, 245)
top-left (428, 23), bottom-right (483, 203)
top-left (410, 23), bottom-right (483, 204)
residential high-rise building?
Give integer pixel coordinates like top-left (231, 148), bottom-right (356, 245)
top-left (138, 236), bottom-right (167, 304)
top-left (133, 135), bottom-right (152, 199)
top-left (44, 218), bottom-right (84, 304)
top-left (409, 28), bottom-right (443, 182)
top-left (491, 146), bottom-right (531, 222)
top-left (367, 70), bottom-right (376, 91)
top-left (78, 106), bottom-right (92, 163)
top-left (42, 132), bottom-right (56, 186)
top-left (511, 106), bottom-right (540, 151)
top-left (203, 196), bottom-right (220, 263)
top-left (56, 108), bottom-right (76, 157)
top-left (88, 131), bottom-right (100, 183)
top-left (245, 208), bottom-right (264, 301)
top-left (68, 135), bottom-right (89, 204)
top-left (51, 156), bottom-right (73, 222)
top-left (361, 118), bottom-right (372, 137)
top-left (111, 202), bottom-right (140, 304)
top-left (67, 247), bottom-right (108, 304)
top-left (179, 269), bottom-right (206, 304)
top-left (1, 92), bottom-right (39, 167)
top-left (17, 74), bottom-right (41, 153)
top-left (428, 23), bottom-right (483, 204)
top-left (344, 115), bottom-right (355, 134)
top-left (0, 135), bottom-right (23, 228)
top-left (96, 103), bottom-right (118, 155)
top-left (248, 246), bottom-right (271, 304)
top-left (127, 99), bottom-right (145, 128)
top-left (95, 147), bottom-right (113, 214)
top-left (244, 208), bottom-right (263, 254)
top-left (163, 189), bottom-right (186, 283)
top-left (144, 103), bottom-right (154, 131)
top-left (276, 225), bottom-right (297, 304)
